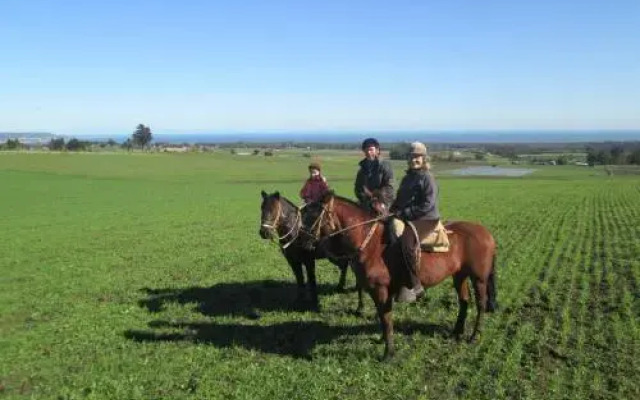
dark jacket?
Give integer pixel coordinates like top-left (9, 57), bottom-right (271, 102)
top-left (391, 169), bottom-right (440, 221)
top-left (300, 176), bottom-right (329, 204)
top-left (354, 158), bottom-right (395, 210)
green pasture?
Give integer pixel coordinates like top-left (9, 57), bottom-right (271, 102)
top-left (1, 152), bottom-right (638, 399)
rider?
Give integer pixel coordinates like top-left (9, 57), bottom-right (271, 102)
top-left (390, 141), bottom-right (441, 303)
top-left (354, 138), bottom-right (395, 213)
top-left (300, 161), bottom-right (330, 204)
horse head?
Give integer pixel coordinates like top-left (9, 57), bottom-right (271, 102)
top-left (300, 191), bottom-right (378, 253)
top-left (365, 187), bottom-right (389, 216)
top-left (259, 190), bottom-right (282, 239)
top-left (299, 191), bottom-right (340, 250)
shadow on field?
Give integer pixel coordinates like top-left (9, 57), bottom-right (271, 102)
top-left (124, 319), bottom-right (449, 359)
top-left (138, 279), bottom-right (344, 318)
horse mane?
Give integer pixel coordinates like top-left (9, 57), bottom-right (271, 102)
top-left (279, 195), bottom-right (299, 210)
top-left (264, 191), bottom-right (298, 211)
top-left (328, 193), bottom-right (375, 218)
top-left (330, 194), bottom-right (360, 208)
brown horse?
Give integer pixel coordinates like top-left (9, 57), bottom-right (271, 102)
top-left (259, 191), bottom-right (363, 312)
top-left (301, 192), bottom-right (497, 359)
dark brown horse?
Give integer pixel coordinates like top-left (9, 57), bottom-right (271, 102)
top-left (301, 192), bottom-right (497, 359)
top-left (259, 191), bottom-right (363, 312)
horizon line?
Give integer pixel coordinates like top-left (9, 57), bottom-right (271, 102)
top-left (3, 128), bottom-right (640, 136)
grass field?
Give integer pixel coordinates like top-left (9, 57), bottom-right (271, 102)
top-left (1, 151), bottom-right (639, 399)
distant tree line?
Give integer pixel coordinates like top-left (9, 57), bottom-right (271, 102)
top-left (481, 142), bottom-right (640, 166)
top-left (586, 143), bottom-right (640, 166)
top-left (0, 138), bottom-right (23, 150)
top-left (388, 143), bottom-right (412, 160)
top-left (217, 141), bottom-right (360, 150)
top-left (4, 133), bottom-right (639, 166)
top-left (1, 124), bottom-right (153, 152)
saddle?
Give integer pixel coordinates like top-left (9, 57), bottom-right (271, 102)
top-left (392, 218), bottom-right (451, 253)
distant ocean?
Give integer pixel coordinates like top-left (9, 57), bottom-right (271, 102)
top-left (79, 130), bottom-right (640, 144)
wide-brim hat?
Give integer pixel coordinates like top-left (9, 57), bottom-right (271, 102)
top-left (409, 141), bottom-right (428, 156)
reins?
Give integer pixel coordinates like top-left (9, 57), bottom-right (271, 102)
top-left (326, 215), bottom-right (386, 238)
top-left (309, 198), bottom-right (388, 252)
top-left (280, 210), bottom-right (301, 249)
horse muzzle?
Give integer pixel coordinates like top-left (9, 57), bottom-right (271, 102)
top-left (259, 224), bottom-right (275, 239)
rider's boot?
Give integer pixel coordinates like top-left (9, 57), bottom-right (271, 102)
top-left (396, 234), bottom-right (424, 303)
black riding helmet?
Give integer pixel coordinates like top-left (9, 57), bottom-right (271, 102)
top-left (361, 138), bottom-right (380, 151)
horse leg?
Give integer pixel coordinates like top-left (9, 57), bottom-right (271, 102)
top-left (453, 275), bottom-right (470, 340)
top-left (337, 260), bottom-right (348, 291)
top-left (349, 260), bottom-right (365, 317)
top-left (487, 254), bottom-right (499, 312)
top-left (373, 285), bottom-right (394, 360)
top-left (304, 257), bottom-right (320, 312)
top-left (355, 283), bottom-right (365, 317)
top-left (285, 256), bottom-right (307, 307)
top-left (469, 278), bottom-right (488, 343)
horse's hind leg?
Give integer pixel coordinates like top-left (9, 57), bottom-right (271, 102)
top-left (469, 277), bottom-right (488, 343)
top-left (453, 275), bottom-right (470, 340)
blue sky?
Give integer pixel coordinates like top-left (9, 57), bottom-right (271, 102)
top-left (1, 0), bottom-right (639, 135)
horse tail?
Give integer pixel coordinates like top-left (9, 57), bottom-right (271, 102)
top-left (486, 253), bottom-right (498, 312)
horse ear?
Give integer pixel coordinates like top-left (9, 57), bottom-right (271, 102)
top-left (274, 191), bottom-right (280, 199)
top-left (261, 190), bottom-right (267, 199)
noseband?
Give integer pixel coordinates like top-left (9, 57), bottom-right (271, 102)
top-left (261, 199), bottom-right (283, 232)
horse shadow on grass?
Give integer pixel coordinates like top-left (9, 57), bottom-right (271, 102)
top-left (129, 279), bottom-right (451, 359)
top-left (124, 319), bottom-right (450, 360)
top-left (138, 279), bottom-right (345, 319)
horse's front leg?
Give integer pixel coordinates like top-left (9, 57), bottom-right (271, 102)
top-left (303, 257), bottom-right (320, 312)
top-left (373, 285), bottom-right (394, 360)
top-left (355, 283), bottom-right (365, 317)
top-left (337, 260), bottom-right (348, 291)
top-left (285, 253), bottom-right (307, 307)
top-left (349, 259), bottom-right (366, 317)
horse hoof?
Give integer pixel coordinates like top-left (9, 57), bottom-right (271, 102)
top-left (247, 310), bottom-right (261, 320)
top-left (381, 351), bottom-right (395, 362)
top-left (467, 334), bottom-right (479, 344)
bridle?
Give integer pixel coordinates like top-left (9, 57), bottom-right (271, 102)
top-left (261, 199), bottom-right (302, 249)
